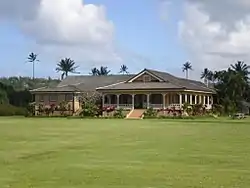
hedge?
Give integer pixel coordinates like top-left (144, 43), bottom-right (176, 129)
top-left (0, 104), bottom-right (28, 116)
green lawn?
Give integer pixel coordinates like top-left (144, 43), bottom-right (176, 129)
top-left (1, 117), bottom-right (250, 187)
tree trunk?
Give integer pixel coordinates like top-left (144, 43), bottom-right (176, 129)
top-left (32, 61), bottom-right (35, 80)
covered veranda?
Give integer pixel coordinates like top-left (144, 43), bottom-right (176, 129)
top-left (102, 92), bottom-right (213, 110)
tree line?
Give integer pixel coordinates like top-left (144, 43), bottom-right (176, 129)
top-left (1, 52), bottom-right (250, 115)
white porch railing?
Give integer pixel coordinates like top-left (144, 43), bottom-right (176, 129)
top-left (149, 104), bottom-right (163, 109)
top-left (119, 104), bottom-right (133, 109)
top-left (103, 104), bottom-right (117, 108)
top-left (167, 104), bottom-right (182, 109)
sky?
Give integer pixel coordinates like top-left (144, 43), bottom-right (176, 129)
top-left (0, 0), bottom-right (250, 80)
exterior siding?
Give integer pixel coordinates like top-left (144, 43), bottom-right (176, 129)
top-left (132, 73), bottom-right (159, 82)
top-left (35, 93), bottom-right (81, 113)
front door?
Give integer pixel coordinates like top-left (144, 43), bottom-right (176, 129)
top-left (134, 94), bottom-right (146, 109)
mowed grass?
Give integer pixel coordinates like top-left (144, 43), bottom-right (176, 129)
top-left (1, 118), bottom-right (250, 187)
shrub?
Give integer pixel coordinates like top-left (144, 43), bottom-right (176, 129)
top-left (113, 108), bottom-right (125, 119)
top-left (143, 107), bottom-right (158, 118)
top-left (80, 100), bottom-right (99, 117)
top-left (0, 104), bottom-right (27, 116)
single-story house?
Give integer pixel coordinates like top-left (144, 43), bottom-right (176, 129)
top-left (31, 68), bottom-right (215, 116)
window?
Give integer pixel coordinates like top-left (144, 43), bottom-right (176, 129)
top-left (49, 94), bottom-right (57, 102)
top-left (65, 94), bottom-right (73, 101)
top-left (143, 75), bottom-right (151, 82)
top-left (39, 94), bottom-right (44, 102)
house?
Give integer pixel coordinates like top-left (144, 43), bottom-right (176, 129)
top-left (31, 69), bottom-right (215, 116)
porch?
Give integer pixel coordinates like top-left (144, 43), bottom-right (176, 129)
top-left (102, 93), bottom-right (213, 110)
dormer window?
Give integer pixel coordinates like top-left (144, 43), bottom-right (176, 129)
top-left (143, 75), bottom-right (151, 82)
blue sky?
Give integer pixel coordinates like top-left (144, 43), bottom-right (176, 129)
top-left (1, 0), bottom-right (247, 79)
top-left (0, 0), bottom-right (190, 79)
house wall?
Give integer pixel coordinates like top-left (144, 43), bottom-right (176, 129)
top-left (34, 93), bottom-right (81, 112)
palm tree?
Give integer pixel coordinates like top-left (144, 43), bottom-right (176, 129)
top-left (90, 67), bottom-right (99, 76)
top-left (27, 52), bottom-right (39, 80)
top-left (56, 58), bottom-right (79, 80)
top-left (119, 64), bottom-right (129, 74)
top-left (230, 61), bottom-right (250, 81)
top-left (201, 68), bottom-right (214, 85)
top-left (98, 66), bottom-right (110, 76)
top-left (182, 61), bottom-right (192, 79)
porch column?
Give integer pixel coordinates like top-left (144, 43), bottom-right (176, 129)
top-left (199, 95), bottom-right (202, 104)
top-left (207, 96), bottom-right (210, 105)
top-left (185, 94), bottom-right (188, 103)
top-left (194, 95), bottom-right (197, 104)
top-left (132, 94), bottom-right (135, 109)
top-left (203, 95), bottom-right (206, 105)
top-left (190, 94), bottom-right (193, 105)
top-left (162, 93), bottom-right (166, 109)
top-left (179, 94), bottom-right (182, 108)
top-left (117, 94), bottom-right (120, 109)
top-left (211, 95), bottom-right (213, 105)
top-left (147, 94), bottom-right (150, 109)
top-left (102, 94), bottom-right (105, 108)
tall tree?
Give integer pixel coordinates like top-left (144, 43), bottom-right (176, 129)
top-left (90, 68), bottom-right (99, 76)
top-left (27, 52), bottom-right (39, 80)
top-left (182, 61), bottom-right (192, 79)
top-left (201, 68), bottom-right (214, 85)
top-left (98, 66), bottom-right (111, 76)
top-left (119, 64), bottom-right (129, 74)
top-left (56, 58), bottom-right (79, 80)
top-left (230, 61), bottom-right (250, 81)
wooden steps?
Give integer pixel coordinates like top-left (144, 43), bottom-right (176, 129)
top-left (126, 109), bottom-right (145, 119)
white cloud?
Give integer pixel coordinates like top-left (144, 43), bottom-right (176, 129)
top-left (177, 0), bottom-right (250, 78)
top-left (0, 0), bottom-right (123, 72)
top-left (159, 0), bottom-right (172, 21)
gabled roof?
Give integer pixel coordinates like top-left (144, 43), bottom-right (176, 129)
top-left (31, 69), bottom-right (215, 93)
top-left (31, 74), bottom-right (134, 93)
top-left (30, 85), bottom-right (81, 93)
top-left (97, 69), bottom-right (215, 93)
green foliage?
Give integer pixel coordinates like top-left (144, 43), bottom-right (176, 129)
top-left (0, 89), bottom-right (9, 104)
top-left (56, 58), bottom-right (79, 79)
top-left (143, 107), bottom-right (158, 118)
top-left (90, 66), bottom-right (111, 76)
top-left (113, 108), bottom-right (125, 118)
top-left (27, 102), bottom-right (36, 116)
top-left (0, 104), bottom-right (27, 116)
top-left (81, 100), bottom-right (99, 117)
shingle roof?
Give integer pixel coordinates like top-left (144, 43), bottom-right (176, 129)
top-left (96, 82), bottom-right (183, 90)
top-left (31, 74), bottom-right (134, 92)
top-left (97, 69), bottom-right (214, 92)
top-left (30, 85), bottom-right (81, 92)
top-left (31, 69), bottom-right (215, 93)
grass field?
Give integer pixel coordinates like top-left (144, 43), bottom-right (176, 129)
top-left (1, 117), bottom-right (250, 187)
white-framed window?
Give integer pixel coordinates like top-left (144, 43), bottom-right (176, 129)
top-left (143, 75), bottom-right (151, 82)
top-left (65, 94), bottom-right (73, 101)
top-left (49, 94), bottom-right (57, 102)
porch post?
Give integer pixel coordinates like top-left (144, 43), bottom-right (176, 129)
top-left (203, 95), bottom-right (206, 105)
top-left (132, 94), bottom-right (135, 109)
top-left (179, 93), bottom-right (182, 108)
top-left (117, 94), bottom-right (120, 109)
top-left (199, 95), bottom-right (202, 104)
top-left (162, 93), bottom-right (166, 109)
top-left (185, 94), bottom-right (188, 103)
top-left (102, 94), bottom-right (105, 108)
top-left (190, 94), bottom-right (192, 105)
top-left (194, 95), bottom-right (197, 104)
top-left (211, 95), bottom-right (213, 105)
top-left (147, 94), bottom-right (150, 109)
top-left (207, 96), bottom-right (210, 105)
